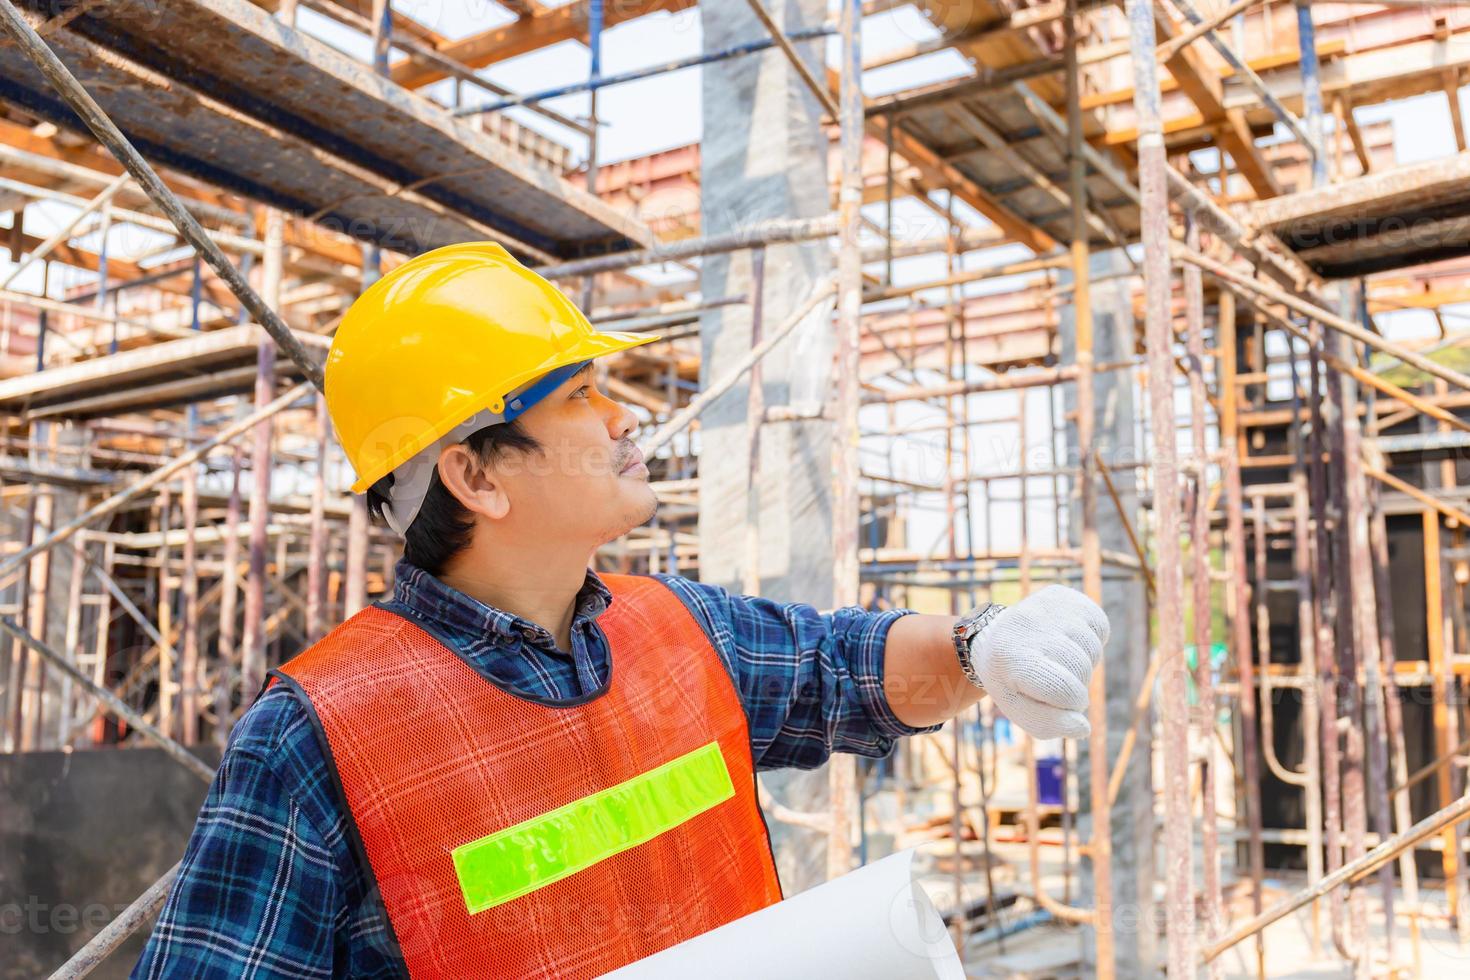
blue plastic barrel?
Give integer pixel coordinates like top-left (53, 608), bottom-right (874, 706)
top-left (1035, 755), bottom-right (1064, 806)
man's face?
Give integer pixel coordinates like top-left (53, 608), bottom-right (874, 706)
top-left (489, 365), bottom-right (657, 546)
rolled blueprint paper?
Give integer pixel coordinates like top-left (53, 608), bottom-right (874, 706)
top-left (601, 848), bottom-right (966, 979)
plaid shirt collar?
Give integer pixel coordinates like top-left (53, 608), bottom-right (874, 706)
top-left (390, 558), bottom-right (613, 652)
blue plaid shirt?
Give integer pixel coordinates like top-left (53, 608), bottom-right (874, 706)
top-left (132, 561), bottom-right (935, 978)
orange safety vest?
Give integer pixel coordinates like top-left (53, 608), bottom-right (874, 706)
top-left (268, 573), bottom-right (782, 978)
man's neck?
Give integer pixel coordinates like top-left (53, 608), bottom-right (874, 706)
top-left (437, 547), bottom-right (591, 652)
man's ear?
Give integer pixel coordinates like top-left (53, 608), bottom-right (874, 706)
top-left (437, 443), bottom-right (510, 521)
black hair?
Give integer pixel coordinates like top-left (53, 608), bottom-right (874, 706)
top-left (366, 420), bottom-right (541, 575)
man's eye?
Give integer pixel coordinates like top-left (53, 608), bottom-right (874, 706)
top-left (571, 386), bottom-right (589, 399)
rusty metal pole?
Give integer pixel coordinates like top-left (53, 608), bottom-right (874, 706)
top-left (50, 864), bottom-right (182, 980)
top-left (1343, 335), bottom-right (1399, 971)
top-left (1322, 314), bottom-right (1364, 966)
top-left (828, 0), bottom-right (863, 882)
top-left (742, 247), bottom-right (766, 597)
top-left (1362, 330), bottom-right (1423, 969)
top-left (306, 395), bottom-right (329, 643)
top-left (345, 499), bottom-right (369, 617)
top-left (1126, 0), bottom-right (1194, 973)
top-left (180, 260), bottom-right (203, 745)
top-left (943, 206), bottom-right (960, 570)
top-left (1330, 302), bottom-right (1372, 978)
top-left (216, 444), bottom-right (242, 744)
top-left (91, 541), bottom-right (113, 746)
top-left (22, 482), bottom-right (53, 749)
top-left (1018, 391), bottom-right (1030, 595)
top-left (1065, 5), bottom-right (1114, 972)
top-left (1368, 490), bottom-right (1423, 974)
top-left (1292, 472), bottom-right (1327, 954)
top-left (343, 247), bottom-right (379, 618)
top-left (1309, 318), bottom-right (1347, 958)
top-left (240, 210), bottom-right (283, 702)
top-left (1432, 374), bottom-right (1470, 941)
top-left (1202, 789), bottom-right (1470, 965)
top-left (5, 494), bottom-right (37, 750)
top-left (157, 486), bottom-right (174, 740)
top-left (1423, 511), bottom-right (1463, 929)
top-left (59, 536), bottom-right (85, 745)
top-left (944, 203), bottom-right (964, 941)
top-left (180, 440), bottom-right (200, 745)
top-left (1184, 217), bottom-right (1221, 974)
top-left (1219, 289), bottom-right (1267, 979)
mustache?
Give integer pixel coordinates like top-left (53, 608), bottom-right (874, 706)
top-left (612, 438), bottom-right (638, 470)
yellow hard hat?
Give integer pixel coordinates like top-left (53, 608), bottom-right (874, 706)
top-left (325, 241), bottom-right (660, 493)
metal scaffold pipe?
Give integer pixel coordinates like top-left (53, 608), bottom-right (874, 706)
top-left (0, 383), bottom-right (314, 578)
top-left (1201, 791), bottom-right (1470, 964)
top-left (48, 863), bottom-right (182, 980)
top-left (0, 618), bottom-right (215, 783)
top-left (1175, 243), bottom-right (1470, 393)
top-left (1168, 0), bottom-right (1320, 163)
top-left (640, 278), bottom-right (835, 457)
top-left (455, 22), bottom-right (836, 120)
top-left (829, 0), bottom-right (864, 880)
top-left (1, 172), bottom-right (130, 289)
top-left (538, 215), bottom-right (839, 279)
top-left (1061, 1), bottom-right (1113, 972)
top-left (1125, 0), bottom-right (1195, 976)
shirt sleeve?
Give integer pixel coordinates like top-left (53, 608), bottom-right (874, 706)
top-left (131, 746), bottom-right (342, 980)
top-left (655, 575), bottom-right (944, 771)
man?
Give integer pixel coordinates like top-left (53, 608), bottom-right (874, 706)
top-left (134, 242), bottom-right (1107, 979)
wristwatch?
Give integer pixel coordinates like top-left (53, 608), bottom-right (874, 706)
top-left (952, 602), bottom-right (1006, 690)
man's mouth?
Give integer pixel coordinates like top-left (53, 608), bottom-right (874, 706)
top-left (619, 447), bottom-right (647, 476)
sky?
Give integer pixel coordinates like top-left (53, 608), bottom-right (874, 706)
top-left (3, 3), bottom-right (1467, 559)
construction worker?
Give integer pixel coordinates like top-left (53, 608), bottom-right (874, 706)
top-left (133, 242), bottom-right (1108, 979)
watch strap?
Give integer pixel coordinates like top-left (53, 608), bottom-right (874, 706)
top-left (953, 602), bottom-right (1005, 690)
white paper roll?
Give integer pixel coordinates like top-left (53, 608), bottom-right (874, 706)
top-left (601, 848), bottom-right (966, 979)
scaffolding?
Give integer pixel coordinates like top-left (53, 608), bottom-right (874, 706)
top-left (3, 1), bottom-right (1470, 977)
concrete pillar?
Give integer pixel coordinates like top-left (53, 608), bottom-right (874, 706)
top-left (699, 0), bottom-right (834, 893)
top-left (1059, 248), bottom-right (1157, 976)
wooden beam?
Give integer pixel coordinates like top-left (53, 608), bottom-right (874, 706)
top-left (1336, 94), bottom-right (1372, 175)
top-left (0, 325), bottom-right (331, 411)
top-left (1080, 39), bottom-right (1348, 111)
top-left (6, 204), bottom-right (22, 263)
top-left (389, 0), bottom-right (694, 89)
top-left (946, 106), bottom-right (1122, 247)
top-left (858, 75), bottom-right (1057, 253)
top-left (863, 0), bottom-right (1115, 70)
top-left (1447, 68), bottom-right (1467, 154)
top-left (0, 118), bottom-right (235, 219)
top-left (496, 1), bottom-right (542, 17)
top-left (0, 120), bottom-right (380, 274)
top-left (1153, 1), bottom-right (1279, 198)
top-left (1245, 150), bottom-right (1470, 229)
top-left (313, 0), bottom-right (448, 46)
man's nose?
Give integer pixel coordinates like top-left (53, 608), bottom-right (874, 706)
top-left (599, 389), bottom-right (638, 442)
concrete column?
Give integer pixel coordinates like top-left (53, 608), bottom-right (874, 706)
top-left (1059, 248), bottom-right (1157, 976)
top-left (699, 0), bottom-right (834, 893)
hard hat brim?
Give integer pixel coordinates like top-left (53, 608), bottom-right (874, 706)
top-left (349, 329), bottom-right (662, 493)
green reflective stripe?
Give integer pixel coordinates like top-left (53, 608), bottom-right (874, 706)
top-left (451, 740), bottom-right (735, 914)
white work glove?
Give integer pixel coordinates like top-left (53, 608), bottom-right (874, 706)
top-left (969, 585), bottom-right (1108, 740)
